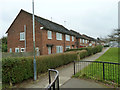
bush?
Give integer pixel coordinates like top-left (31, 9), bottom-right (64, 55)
top-left (66, 45), bottom-right (103, 56)
top-left (2, 51), bottom-right (77, 84)
top-left (2, 46), bottom-right (103, 84)
top-left (77, 50), bottom-right (87, 59)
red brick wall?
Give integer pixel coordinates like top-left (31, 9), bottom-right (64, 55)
top-left (7, 10), bottom-right (77, 55)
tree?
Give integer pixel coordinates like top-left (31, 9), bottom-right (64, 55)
top-left (1, 36), bottom-right (7, 52)
top-left (108, 29), bottom-right (120, 42)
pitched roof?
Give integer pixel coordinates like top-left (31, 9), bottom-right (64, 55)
top-left (82, 34), bottom-right (97, 41)
top-left (6, 9), bottom-right (75, 36)
top-left (70, 30), bottom-right (85, 39)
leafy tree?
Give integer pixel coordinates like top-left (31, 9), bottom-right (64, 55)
top-left (1, 36), bottom-right (7, 52)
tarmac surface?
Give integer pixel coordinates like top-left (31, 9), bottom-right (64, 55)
top-left (15, 47), bottom-right (111, 88)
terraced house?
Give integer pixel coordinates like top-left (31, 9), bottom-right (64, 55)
top-left (6, 9), bottom-right (76, 55)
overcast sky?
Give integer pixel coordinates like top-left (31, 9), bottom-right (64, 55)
top-left (0, 0), bottom-right (119, 39)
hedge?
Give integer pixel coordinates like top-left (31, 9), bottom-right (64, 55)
top-left (66, 45), bottom-right (103, 56)
top-left (2, 45), bottom-right (103, 84)
top-left (2, 51), bottom-right (77, 84)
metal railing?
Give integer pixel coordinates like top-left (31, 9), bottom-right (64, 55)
top-left (74, 61), bottom-right (120, 86)
top-left (46, 69), bottom-right (59, 90)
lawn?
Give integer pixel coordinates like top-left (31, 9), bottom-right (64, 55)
top-left (74, 47), bottom-right (120, 86)
top-left (96, 47), bottom-right (118, 63)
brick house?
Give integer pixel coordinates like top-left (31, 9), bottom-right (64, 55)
top-left (6, 9), bottom-right (76, 55)
top-left (70, 30), bottom-right (88, 48)
top-left (82, 34), bottom-right (97, 47)
top-left (70, 30), bottom-right (97, 47)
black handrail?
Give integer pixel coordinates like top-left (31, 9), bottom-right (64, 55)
top-left (46, 69), bottom-right (59, 90)
top-left (74, 60), bottom-right (120, 65)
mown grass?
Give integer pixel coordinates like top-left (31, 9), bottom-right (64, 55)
top-left (74, 48), bottom-right (120, 87)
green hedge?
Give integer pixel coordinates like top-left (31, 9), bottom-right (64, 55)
top-left (2, 52), bottom-right (77, 84)
top-left (66, 45), bottom-right (103, 56)
top-left (2, 46), bottom-right (103, 84)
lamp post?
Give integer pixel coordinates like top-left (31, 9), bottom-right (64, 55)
top-left (32, 0), bottom-right (37, 81)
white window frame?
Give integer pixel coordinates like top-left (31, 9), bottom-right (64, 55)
top-left (66, 46), bottom-right (70, 50)
top-left (56, 32), bottom-right (62, 40)
top-left (80, 39), bottom-right (82, 43)
top-left (56, 46), bottom-right (63, 53)
top-left (83, 39), bottom-right (84, 43)
top-left (48, 30), bottom-right (52, 39)
top-left (72, 36), bottom-right (74, 41)
top-left (48, 47), bottom-right (52, 54)
top-left (86, 40), bottom-right (87, 44)
top-left (21, 48), bottom-right (25, 52)
top-left (20, 32), bottom-right (25, 41)
top-left (15, 48), bottom-right (19, 53)
top-left (9, 48), bottom-right (12, 53)
top-left (66, 34), bottom-right (70, 41)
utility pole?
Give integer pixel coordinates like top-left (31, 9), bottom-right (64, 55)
top-left (32, 0), bottom-right (37, 81)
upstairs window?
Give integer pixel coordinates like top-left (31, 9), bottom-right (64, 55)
top-left (20, 32), bottom-right (25, 41)
top-left (66, 35), bottom-right (70, 41)
top-left (48, 30), bottom-right (52, 39)
top-left (72, 36), bottom-right (74, 41)
top-left (56, 32), bottom-right (62, 40)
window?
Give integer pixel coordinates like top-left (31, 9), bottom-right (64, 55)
top-left (48, 47), bottom-right (52, 54)
top-left (72, 36), bottom-right (74, 41)
top-left (15, 48), bottom-right (19, 52)
top-left (40, 27), bottom-right (44, 29)
top-left (56, 46), bottom-right (63, 53)
top-left (56, 33), bottom-right (62, 40)
top-left (66, 46), bottom-right (70, 50)
top-left (66, 35), bottom-right (70, 41)
top-left (80, 39), bottom-right (82, 43)
top-left (86, 40), bottom-right (87, 44)
top-left (21, 48), bottom-right (25, 52)
top-left (20, 32), bottom-right (25, 41)
top-left (48, 30), bottom-right (52, 39)
top-left (83, 39), bottom-right (84, 43)
top-left (9, 48), bottom-right (12, 53)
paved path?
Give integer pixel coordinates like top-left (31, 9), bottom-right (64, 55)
top-left (61, 78), bottom-right (109, 88)
top-left (15, 47), bottom-right (110, 88)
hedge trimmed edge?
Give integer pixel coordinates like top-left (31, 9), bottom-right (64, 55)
top-left (2, 45), bottom-right (103, 84)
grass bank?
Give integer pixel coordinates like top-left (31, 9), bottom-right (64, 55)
top-left (74, 47), bottom-right (120, 87)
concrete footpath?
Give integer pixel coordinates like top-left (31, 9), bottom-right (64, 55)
top-left (15, 47), bottom-right (110, 88)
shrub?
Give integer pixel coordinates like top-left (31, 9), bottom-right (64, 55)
top-left (77, 50), bottom-right (87, 59)
top-left (66, 45), bottom-right (103, 56)
top-left (2, 45), bottom-right (103, 84)
top-left (2, 51), bottom-right (77, 84)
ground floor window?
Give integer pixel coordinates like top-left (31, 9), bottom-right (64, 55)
top-left (21, 48), bottom-right (25, 52)
top-left (9, 48), bottom-right (12, 53)
top-left (15, 48), bottom-right (19, 52)
top-left (48, 47), bottom-right (52, 54)
top-left (56, 46), bottom-right (63, 53)
top-left (66, 46), bottom-right (70, 50)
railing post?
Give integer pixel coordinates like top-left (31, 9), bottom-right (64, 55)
top-left (57, 75), bottom-right (59, 90)
top-left (74, 61), bottom-right (75, 75)
top-left (48, 70), bottom-right (51, 84)
top-left (103, 62), bottom-right (105, 80)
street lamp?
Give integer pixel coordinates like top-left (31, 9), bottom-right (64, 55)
top-left (32, 0), bottom-right (37, 81)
